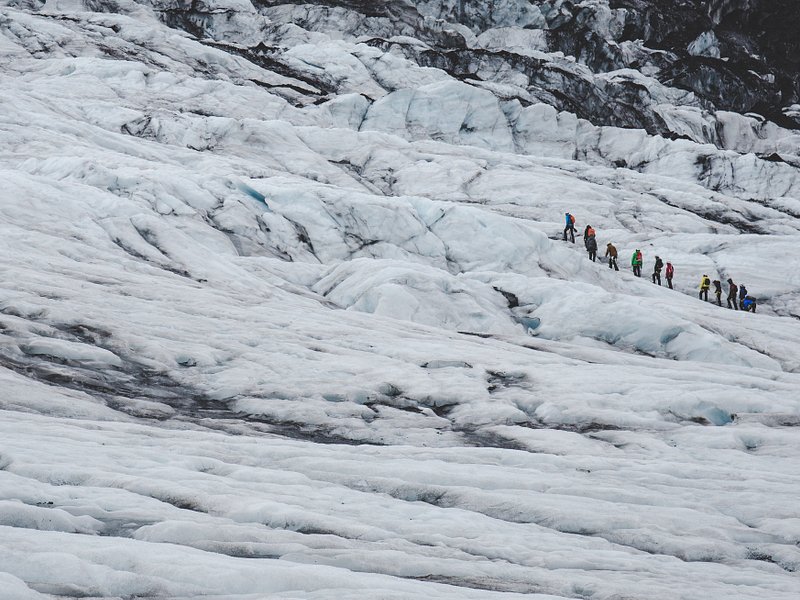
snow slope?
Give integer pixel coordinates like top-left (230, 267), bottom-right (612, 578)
top-left (1, 1), bottom-right (799, 598)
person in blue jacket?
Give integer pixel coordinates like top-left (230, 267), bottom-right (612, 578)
top-left (563, 212), bottom-right (576, 243)
top-left (742, 296), bottom-right (757, 313)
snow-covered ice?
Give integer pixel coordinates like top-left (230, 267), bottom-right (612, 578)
top-left (1, 0), bottom-right (800, 598)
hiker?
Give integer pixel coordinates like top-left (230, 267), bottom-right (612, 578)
top-left (665, 262), bottom-right (674, 289)
top-left (586, 234), bottom-right (598, 262)
top-left (563, 212), bottom-right (576, 243)
top-left (605, 243), bottom-right (618, 270)
top-left (699, 274), bottom-right (711, 301)
top-left (742, 296), bottom-right (757, 313)
top-left (712, 280), bottom-right (722, 306)
top-left (652, 256), bottom-right (663, 285)
top-left (631, 249), bottom-right (643, 277)
top-left (726, 279), bottom-right (738, 310)
top-left (739, 284), bottom-right (748, 310)
top-left (583, 225), bottom-right (595, 248)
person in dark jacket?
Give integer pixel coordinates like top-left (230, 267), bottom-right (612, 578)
top-left (563, 212), bottom-right (576, 243)
top-left (739, 284), bottom-right (748, 309)
top-left (583, 225), bottom-right (595, 248)
top-left (586, 234), bottom-right (598, 262)
top-left (726, 279), bottom-right (738, 310)
top-left (713, 280), bottom-right (722, 306)
top-left (651, 256), bottom-right (663, 285)
top-left (605, 243), bottom-right (618, 270)
top-left (665, 262), bottom-right (674, 289)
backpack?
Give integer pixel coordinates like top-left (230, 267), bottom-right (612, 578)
top-left (636, 251), bottom-right (642, 264)
top-left (569, 214), bottom-right (575, 225)
top-left (666, 263), bottom-right (674, 277)
top-left (587, 226), bottom-right (595, 237)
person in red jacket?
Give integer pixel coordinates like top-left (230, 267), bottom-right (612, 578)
top-left (665, 262), bottom-right (674, 289)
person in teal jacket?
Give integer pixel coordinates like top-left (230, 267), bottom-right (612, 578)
top-left (563, 212), bottom-right (576, 243)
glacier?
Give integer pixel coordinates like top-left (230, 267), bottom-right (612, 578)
top-left (1, 0), bottom-right (799, 598)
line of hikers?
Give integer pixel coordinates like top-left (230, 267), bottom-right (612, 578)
top-left (564, 213), bottom-right (758, 312)
top-left (699, 275), bottom-right (757, 312)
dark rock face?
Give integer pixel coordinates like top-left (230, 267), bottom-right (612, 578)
top-left (144, 0), bottom-right (800, 133)
top-left (611, 0), bottom-right (800, 120)
top-left (660, 56), bottom-right (776, 115)
top-left (611, 0), bottom-right (712, 49)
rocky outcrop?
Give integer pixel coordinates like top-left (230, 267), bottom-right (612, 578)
top-left (132, 0), bottom-right (799, 140)
top-left (611, 0), bottom-right (800, 123)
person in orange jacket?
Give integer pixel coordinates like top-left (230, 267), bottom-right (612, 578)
top-left (586, 234), bottom-right (598, 262)
top-left (605, 243), bottom-right (618, 271)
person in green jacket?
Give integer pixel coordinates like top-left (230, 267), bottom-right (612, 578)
top-left (631, 249), bottom-right (643, 277)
